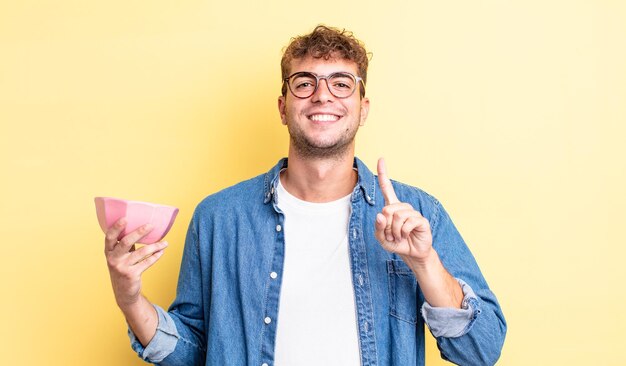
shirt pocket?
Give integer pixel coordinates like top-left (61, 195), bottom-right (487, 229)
top-left (387, 259), bottom-right (418, 324)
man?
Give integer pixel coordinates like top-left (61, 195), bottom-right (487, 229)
top-left (105, 25), bottom-right (506, 366)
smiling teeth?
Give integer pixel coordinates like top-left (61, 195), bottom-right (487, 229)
top-left (310, 114), bottom-right (339, 122)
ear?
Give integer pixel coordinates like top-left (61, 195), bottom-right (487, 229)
top-left (359, 97), bottom-right (370, 126)
top-left (278, 95), bottom-right (287, 125)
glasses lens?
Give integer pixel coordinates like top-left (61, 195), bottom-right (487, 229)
top-left (289, 72), bottom-right (317, 98)
top-left (328, 73), bottom-right (357, 98)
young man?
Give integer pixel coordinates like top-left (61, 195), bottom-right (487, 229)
top-left (104, 25), bottom-right (506, 366)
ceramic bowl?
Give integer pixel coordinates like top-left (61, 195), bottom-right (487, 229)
top-left (94, 197), bottom-right (179, 244)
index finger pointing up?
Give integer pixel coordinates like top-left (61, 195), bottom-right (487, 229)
top-left (377, 157), bottom-right (399, 204)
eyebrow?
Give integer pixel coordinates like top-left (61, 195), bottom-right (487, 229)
top-left (291, 71), bottom-right (354, 77)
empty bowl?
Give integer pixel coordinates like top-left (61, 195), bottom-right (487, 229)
top-left (94, 197), bottom-right (179, 244)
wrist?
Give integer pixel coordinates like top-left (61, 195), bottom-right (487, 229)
top-left (401, 250), bottom-right (464, 308)
top-left (400, 247), bottom-right (439, 273)
top-left (120, 295), bottom-right (159, 347)
top-left (117, 293), bottom-right (145, 314)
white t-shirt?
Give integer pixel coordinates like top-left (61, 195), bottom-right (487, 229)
top-left (274, 177), bottom-right (361, 366)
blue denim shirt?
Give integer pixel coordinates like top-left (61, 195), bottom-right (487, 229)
top-left (129, 157), bottom-right (506, 365)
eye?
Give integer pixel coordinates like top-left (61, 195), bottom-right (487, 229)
top-left (333, 82), bottom-right (351, 89)
top-left (330, 73), bottom-right (355, 89)
top-left (291, 73), bottom-right (316, 90)
top-left (294, 81), bottom-right (314, 89)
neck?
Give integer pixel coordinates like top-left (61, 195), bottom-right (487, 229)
top-left (281, 144), bottom-right (357, 203)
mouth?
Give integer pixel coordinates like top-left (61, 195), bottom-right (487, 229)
top-left (308, 113), bottom-right (341, 122)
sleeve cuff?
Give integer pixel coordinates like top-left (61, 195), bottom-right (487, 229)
top-left (420, 278), bottom-right (482, 338)
top-left (128, 304), bottom-right (179, 363)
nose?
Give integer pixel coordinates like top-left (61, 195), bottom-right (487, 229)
top-left (310, 78), bottom-right (334, 103)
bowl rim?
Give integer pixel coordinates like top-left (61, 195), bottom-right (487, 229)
top-left (94, 196), bottom-right (178, 210)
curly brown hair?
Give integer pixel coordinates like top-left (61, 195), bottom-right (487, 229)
top-left (281, 25), bottom-right (371, 97)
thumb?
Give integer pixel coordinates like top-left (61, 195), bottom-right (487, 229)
top-left (375, 213), bottom-right (386, 232)
top-left (375, 213), bottom-right (388, 243)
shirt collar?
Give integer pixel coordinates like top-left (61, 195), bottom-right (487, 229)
top-left (263, 157), bottom-right (376, 206)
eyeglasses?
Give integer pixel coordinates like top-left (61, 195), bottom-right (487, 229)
top-left (283, 71), bottom-right (365, 99)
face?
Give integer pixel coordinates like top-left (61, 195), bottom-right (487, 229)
top-left (278, 56), bottom-right (370, 159)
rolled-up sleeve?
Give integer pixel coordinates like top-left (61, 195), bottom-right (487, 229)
top-left (421, 278), bottom-right (481, 338)
top-left (128, 304), bottom-right (179, 363)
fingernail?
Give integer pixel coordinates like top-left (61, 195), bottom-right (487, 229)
top-left (117, 218), bottom-right (126, 227)
top-left (162, 241), bottom-right (169, 247)
top-left (376, 214), bottom-right (383, 224)
top-left (386, 234), bottom-right (394, 241)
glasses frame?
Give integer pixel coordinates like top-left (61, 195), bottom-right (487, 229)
top-left (283, 71), bottom-right (366, 99)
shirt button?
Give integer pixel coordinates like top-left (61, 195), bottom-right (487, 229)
top-left (264, 317), bottom-right (272, 324)
top-left (262, 363), bottom-right (269, 366)
top-left (270, 272), bottom-right (278, 279)
top-left (276, 224), bottom-right (282, 232)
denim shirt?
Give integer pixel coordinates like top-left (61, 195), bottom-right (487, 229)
top-left (129, 157), bottom-right (506, 366)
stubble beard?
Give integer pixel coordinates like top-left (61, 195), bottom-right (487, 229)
top-left (286, 113), bottom-right (360, 160)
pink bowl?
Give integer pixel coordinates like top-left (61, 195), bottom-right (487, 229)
top-left (94, 197), bottom-right (179, 244)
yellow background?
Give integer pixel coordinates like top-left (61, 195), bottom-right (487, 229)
top-left (1, 1), bottom-right (624, 365)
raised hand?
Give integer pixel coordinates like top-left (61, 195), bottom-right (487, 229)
top-left (374, 158), bottom-right (434, 262)
top-left (375, 158), bottom-right (463, 308)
